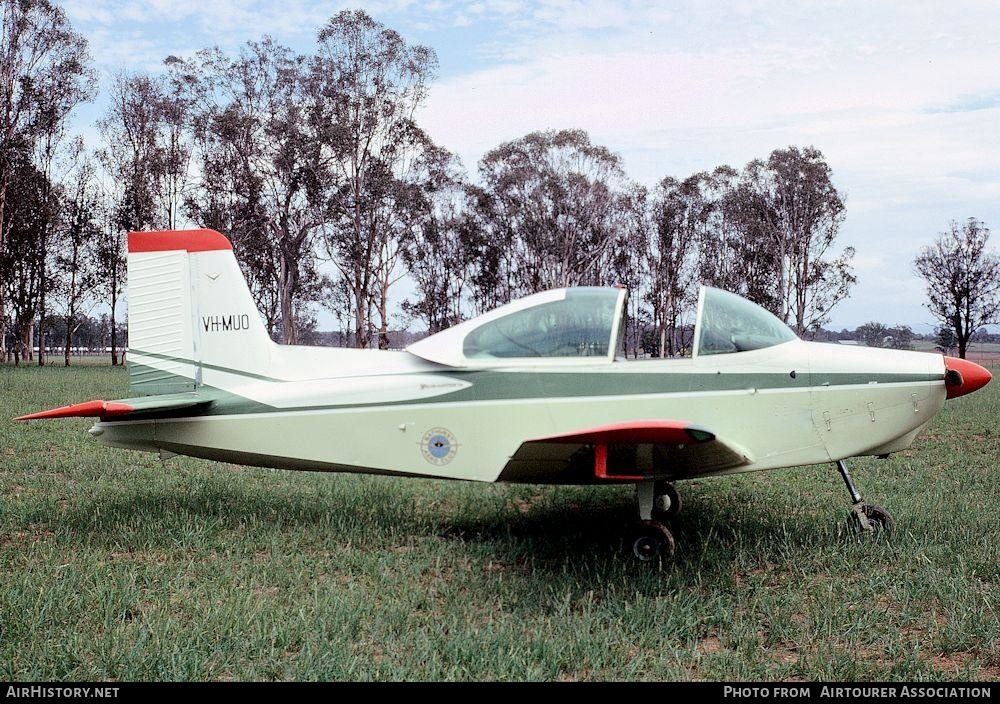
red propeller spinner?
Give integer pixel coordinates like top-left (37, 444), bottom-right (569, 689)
top-left (943, 357), bottom-right (993, 399)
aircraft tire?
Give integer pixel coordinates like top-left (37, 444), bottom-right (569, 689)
top-left (629, 520), bottom-right (676, 563)
top-left (652, 481), bottom-right (681, 521)
top-left (848, 503), bottom-right (896, 536)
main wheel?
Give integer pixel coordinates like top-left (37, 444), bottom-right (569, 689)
top-left (652, 481), bottom-right (682, 521)
top-left (629, 520), bottom-right (676, 563)
top-left (848, 503), bottom-right (895, 536)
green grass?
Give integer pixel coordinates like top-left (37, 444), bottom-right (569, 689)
top-left (1, 362), bottom-right (997, 681)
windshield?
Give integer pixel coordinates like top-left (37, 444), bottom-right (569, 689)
top-left (463, 288), bottom-right (619, 359)
top-left (695, 287), bottom-right (797, 356)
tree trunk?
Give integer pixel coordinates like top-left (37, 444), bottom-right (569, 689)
top-left (279, 253), bottom-right (297, 345)
top-left (65, 313), bottom-right (73, 366)
top-left (354, 288), bottom-right (370, 349)
top-left (110, 274), bottom-right (119, 366)
top-left (38, 292), bottom-right (46, 366)
top-left (378, 277), bottom-right (390, 350)
top-left (952, 314), bottom-right (967, 360)
top-left (0, 190), bottom-right (6, 363)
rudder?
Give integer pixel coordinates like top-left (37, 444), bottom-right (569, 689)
top-left (127, 229), bottom-right (274, 395)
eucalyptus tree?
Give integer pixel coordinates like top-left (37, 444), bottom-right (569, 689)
top-left (729, 146), bottom-right (854, 335)
top-left (181, 38), bottom-right (327, 344)
top-left (402, 150), bottom-right (474, 336)
top-left (647, 174), bottom-right (711, 356)
top-left (1, 147), bottom-right (47, 363)
top-left (914, 218), bottom-right (999, 359)
top-left (92, 195), bottom-right (125, 364)
top-left (697, 164), bottom-right (780, 307)
top-left (472, 129), bottom-right (635, 309)
top-left (311, 9), bottom-right (440, 349)
top-left (0, 0), bottom-right (91, 359)
top-left (98, 72), bottom-right (162, 234)
top-left (52, 146), bottom-right (99, 365)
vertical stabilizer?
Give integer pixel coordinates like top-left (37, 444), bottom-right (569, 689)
top-left (127, 229), bottom-right (274, 395)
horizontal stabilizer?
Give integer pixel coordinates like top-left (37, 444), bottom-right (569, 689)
top-left (15, 394), bottom-right (209, 421)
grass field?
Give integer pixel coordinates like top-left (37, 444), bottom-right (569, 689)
top-left (1, 362), bottom-right (997, 681)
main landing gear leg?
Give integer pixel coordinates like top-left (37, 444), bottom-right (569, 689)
top-left (836, 459), bottom-right (895, 535)
top-left (629, 481), bottom-right (676, 563)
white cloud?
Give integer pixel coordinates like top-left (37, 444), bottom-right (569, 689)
top-left (414, 1), bottom-right (1000, 327)
top-left (60, 0), bottom-right (1000, 329)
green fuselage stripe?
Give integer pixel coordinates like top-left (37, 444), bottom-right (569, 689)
top-left (123, 350), bottom-right (942, 420)
top-left (129, 348), bottom-right (279, 382)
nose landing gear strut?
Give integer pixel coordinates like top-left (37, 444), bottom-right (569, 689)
top-left (836, 459), bottom-right (895, 535)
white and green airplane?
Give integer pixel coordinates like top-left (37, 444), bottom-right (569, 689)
top-left (17, 229), bottom-right (992, 562)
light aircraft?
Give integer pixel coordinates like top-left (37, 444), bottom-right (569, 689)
top-left (16, 229), bottom-right (993, 562)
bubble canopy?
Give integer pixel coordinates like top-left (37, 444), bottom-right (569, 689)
top-left (407, 288), bottom-right (626, 367)
top-left (406, 285), bottom-right (797, 367)
top-left (693, 287), bottom-right (798, 357)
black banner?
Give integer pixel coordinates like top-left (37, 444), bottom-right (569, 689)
top-left (1, 682), bottom-right (995, 696)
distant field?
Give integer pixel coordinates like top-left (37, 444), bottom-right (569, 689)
top-left (909, 342), bottom-right (1000, 367)
top-left (0, 363), bottom-right (997, 681)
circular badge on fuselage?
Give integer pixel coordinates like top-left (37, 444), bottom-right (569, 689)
top-left (420, 427), bottom-right (458, 466)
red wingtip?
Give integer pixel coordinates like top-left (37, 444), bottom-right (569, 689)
top-left (944, 357), bottom-right (992, 399)
top-left (14, 400), bottom-right (135, 421)
top-left (127, 229), bottom-right (232, 254)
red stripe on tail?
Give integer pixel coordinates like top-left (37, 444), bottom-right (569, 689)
top-left (127, 229), bottom-right (232, 253)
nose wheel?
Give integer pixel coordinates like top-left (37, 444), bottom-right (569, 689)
top-left (629, 480), bottom-right (680, 563)
top-left (836, 459), bottom-right (895, 535)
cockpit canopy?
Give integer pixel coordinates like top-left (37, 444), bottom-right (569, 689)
top-left (407, 288), bottom-right (625, 367)
top-left (405, 285), bottom-right (797, 367)
top-left (694, 287), bottom-right (797, 356)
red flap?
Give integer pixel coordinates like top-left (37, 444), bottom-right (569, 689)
top-left (533, 420), bottom-right (713, 445)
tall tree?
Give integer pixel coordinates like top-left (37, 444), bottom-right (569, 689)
top-left (647, 174), bottom-right (709, 356)
top-left (607, 184), bottom-right (648, 358)
top-left (51, 146), bottom-right (99, 365)
top-left (32, 59), bottom-right (95, 366)
top-left (698, 165), bottom-right (783, 310)
top-left (313, 9), bottom-right (439, 349)
top-left (155, 57), bottom-right (193, 229)
top-left (98, 72), bottom-right (162, 233)
top-left (97, 72), bottom-right (164, 363)
top-left (1, 146), bottom-right (47, 363)
top-left (914, 218), bottom-right (1000, 359)
top-left (402, 153), bottom-right (473, 335)
top-left (472, 129), bottom-right (634, 308)
top-left (92, 195), bottom-right (125, 364)
top-left (728, 147), bottom-right (854, 334)
top-left (183, 38), bottom-right (326, 344)
top-left (0, 0), bottom-right (91, 359)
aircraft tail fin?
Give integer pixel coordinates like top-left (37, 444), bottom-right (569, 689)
top-left (127, 229), bottom-right (274, 395)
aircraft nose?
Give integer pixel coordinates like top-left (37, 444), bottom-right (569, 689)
top-left (944, 357), bottom-right (993, 399)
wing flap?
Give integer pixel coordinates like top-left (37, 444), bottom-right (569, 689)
top-left (502, 419), bottom-right (752, 483)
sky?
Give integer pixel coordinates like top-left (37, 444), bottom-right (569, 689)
top-left (59, 0), bottom-right (1000, 333)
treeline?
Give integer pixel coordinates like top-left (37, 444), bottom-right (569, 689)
top-left (13, 4), bottom-right (1000, 366)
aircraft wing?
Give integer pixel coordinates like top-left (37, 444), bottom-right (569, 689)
top-left (501, 419), bottom-right (752, 483)
top-left (14, 393), bottom-right (210, 421)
